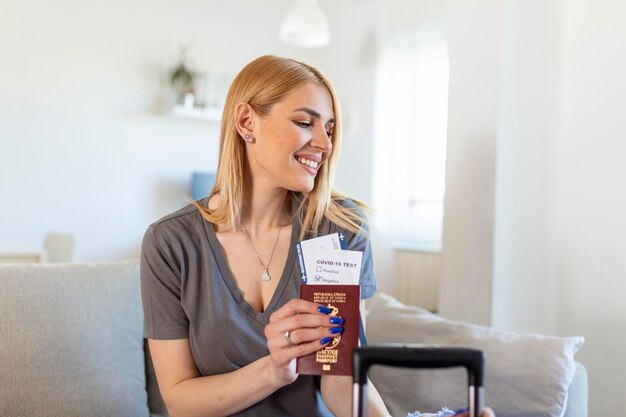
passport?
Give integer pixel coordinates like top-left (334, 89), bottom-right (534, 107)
top-left (296, 284), bottom-right (360, 376)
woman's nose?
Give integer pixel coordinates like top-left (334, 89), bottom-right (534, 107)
top-left (310, 126), bottom-right (333, 154)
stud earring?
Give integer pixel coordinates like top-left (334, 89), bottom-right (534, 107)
top-left (244, 134), bottom-right (254, 143)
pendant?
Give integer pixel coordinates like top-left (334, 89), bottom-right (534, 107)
top-left (262, 269), bottom-right (271, 281)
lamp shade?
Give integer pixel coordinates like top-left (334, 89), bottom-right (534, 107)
top-left (279, 0), bottom-right (331, 48)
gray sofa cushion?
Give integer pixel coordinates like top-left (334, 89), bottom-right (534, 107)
top-left (0, 261), bottom-right (149, 417)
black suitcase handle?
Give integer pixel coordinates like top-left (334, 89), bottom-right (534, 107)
top-left (352, 345), bottom-right (485, 417)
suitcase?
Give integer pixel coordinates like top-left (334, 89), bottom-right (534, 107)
top-left (352, 345), bottom-right (485, 417)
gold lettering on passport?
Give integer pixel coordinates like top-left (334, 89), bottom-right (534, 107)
top-left (313, 292), bottom-right (347, 305)
top-left (316, 348), bottom-right (339, 364)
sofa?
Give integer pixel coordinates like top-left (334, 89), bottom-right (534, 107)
top-left (0, 261), bottom-right (586, 417)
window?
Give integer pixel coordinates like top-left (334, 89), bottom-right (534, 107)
top-left (372, 28), bottom-right (449, 252)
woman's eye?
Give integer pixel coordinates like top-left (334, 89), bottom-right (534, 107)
top-left (296, 121), bottom-right (311, 128)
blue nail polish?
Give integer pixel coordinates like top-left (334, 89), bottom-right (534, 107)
top-left (454, 407), bottom-right (468, 416)
top-left (320, 337), bottom-right (331, 345)
top-left (329, 317), bottom-right (344, 325)
top-left (318, 305), bottom-right (332, 314)
top-left (329, 326), bottom-right (343, 334)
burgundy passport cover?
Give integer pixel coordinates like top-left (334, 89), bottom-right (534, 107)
top-left (296, 284), bottom-right (360, 376)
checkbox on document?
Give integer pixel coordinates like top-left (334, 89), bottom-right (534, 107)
top-left (316, 266), bottom-right (322, 272)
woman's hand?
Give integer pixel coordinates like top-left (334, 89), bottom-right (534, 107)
top-left (264, 299), bottom-right (343, 385)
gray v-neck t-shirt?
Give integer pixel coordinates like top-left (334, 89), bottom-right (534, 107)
top-left (140, 196), bottom-right (377, 417)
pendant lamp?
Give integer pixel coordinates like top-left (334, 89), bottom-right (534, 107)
top-left (279, 0), bottom-right (331, 48)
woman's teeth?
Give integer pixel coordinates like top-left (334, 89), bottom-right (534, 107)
top-left (296, 156), bottom-right (319, 169)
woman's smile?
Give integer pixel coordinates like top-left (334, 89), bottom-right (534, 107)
top-left (294, 153), bottom-right (322, 174)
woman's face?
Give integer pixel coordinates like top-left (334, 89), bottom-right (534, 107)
top-left (247, 83), bottom-right (335, 193)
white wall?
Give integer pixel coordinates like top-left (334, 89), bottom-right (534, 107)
top-left (558, 0), bottom-right (626, 413)
top-left (491, 0), bottom-right (562, 335)
top-left (0, 0), bottom-right (276, 259)
top-left (438, 0), bottom-right (502, 325)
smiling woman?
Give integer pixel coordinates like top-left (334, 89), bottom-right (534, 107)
top-left (139, 55), bottom-right (384, 417)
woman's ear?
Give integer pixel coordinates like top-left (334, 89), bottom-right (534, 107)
top-left (235, 102), bottom-right (256, 143)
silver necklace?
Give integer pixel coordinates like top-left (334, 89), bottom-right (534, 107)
top-left (241, 223), bottom-right (284, 281)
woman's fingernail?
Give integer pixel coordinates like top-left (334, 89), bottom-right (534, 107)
top-left (320, 337), bottom-right (331, 345)
top-left (329, 316), bottom-right (344, 325)
top-left (454, 407), bottom-right (468, 416)
top-left (318, 306), bottom-right (332, 314)
top-left (329, 326), bottom-right (343, 334)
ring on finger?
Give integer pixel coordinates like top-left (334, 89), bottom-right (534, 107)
top-left (284, 330), bottom-right (296, 347)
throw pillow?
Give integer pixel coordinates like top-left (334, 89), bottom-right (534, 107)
top-left (366, 292), bottom-right (584, 417)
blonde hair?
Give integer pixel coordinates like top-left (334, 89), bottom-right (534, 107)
top-left (191, 55), bottom-right (368, 239)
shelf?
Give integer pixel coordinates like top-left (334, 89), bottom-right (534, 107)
top-left (172, 105), bottom-right (222, 122)
top-left (0, 249), bottom-right (46, 264)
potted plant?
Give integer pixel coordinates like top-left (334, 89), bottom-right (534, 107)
top-left (170, 44), bottom-right (197, 107)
